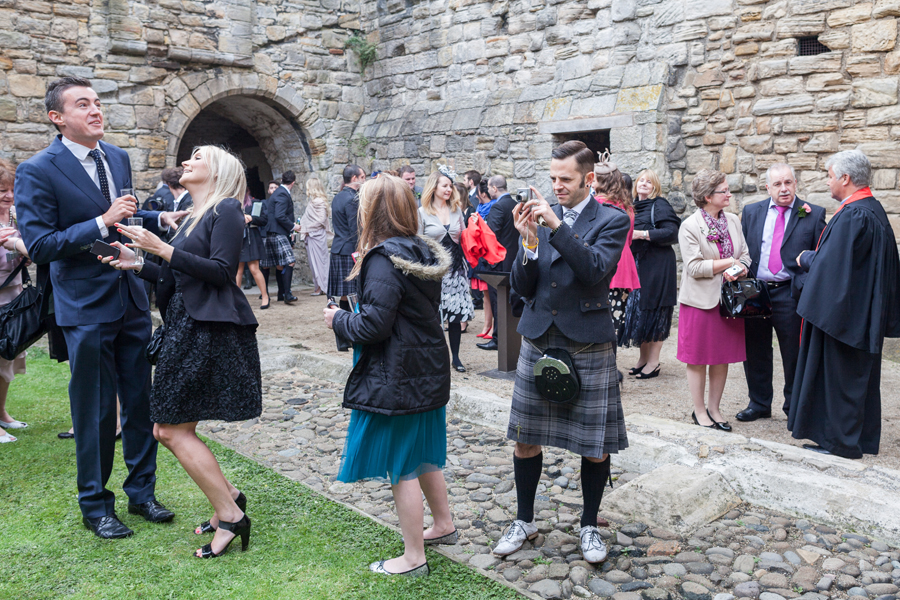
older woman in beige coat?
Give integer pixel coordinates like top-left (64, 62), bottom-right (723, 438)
top-left (677, 169), bottom-right (751, 432)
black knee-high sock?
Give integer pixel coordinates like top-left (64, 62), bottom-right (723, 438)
top-left (581, 455), bottom-right (611, 528)
top-left (514, 452), bottom-right (543, 523)
top-left (282, 265), bottom-right (294, 297)
top-left (448, 321), bottom-right (462, 365)
top-left (274, 267), bottom-right (285, 299)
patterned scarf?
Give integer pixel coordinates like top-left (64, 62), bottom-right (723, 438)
top-left (700, 209), bottom-right (734, 259)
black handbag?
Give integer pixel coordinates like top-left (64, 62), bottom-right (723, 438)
top-left (145, 324), bottom-right (166, 365)
top-left (0, 261), bottom-right (47, 361)
top-left (720, 279), bottom-right (773, 319)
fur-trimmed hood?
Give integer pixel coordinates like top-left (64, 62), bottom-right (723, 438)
top-left (377, 235), bottom-right (451, 282)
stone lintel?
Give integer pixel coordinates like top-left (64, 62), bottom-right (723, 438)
top-left (538, 114), bottom-right (634, 135)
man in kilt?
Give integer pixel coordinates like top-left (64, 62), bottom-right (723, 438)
top-left (261, 170), bottom-right (298, 304)
top-left (328, 165), bottom-right (366, 310)
top-left (493, 141), bottom-right (630, 564)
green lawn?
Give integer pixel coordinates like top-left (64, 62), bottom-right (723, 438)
top-left (0, 348), bottom-right (519, 600)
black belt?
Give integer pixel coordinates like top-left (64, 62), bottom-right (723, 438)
top-left (766, 280), bottom-right (790, 289)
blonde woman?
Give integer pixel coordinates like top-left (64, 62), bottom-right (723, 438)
top-left (418, 166), bottom-right (474, 372)
top-left (294, 177), bottom-right (332, 296)
top-left (104, 146), bottom-right (262, 558)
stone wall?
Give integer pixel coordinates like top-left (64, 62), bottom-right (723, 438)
top-left (351, 0), bottom-right (900, 235)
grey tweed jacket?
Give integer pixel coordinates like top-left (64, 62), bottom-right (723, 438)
top-left (511, 199), bottom-right (630, 345)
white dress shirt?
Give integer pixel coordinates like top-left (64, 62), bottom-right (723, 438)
top-left (756, 197), bottom-right (795, 282)
top-left (173, 190), bottom-right (189, 211)
top-left (61, 136), bottom-right (116, 238)
top-left (526, 195), bottom-right (592, 260)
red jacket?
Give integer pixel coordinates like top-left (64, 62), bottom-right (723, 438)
top-left (460, 214), bottom-right (507, 267)
top-left (597, 196), bottom-right (640, 291)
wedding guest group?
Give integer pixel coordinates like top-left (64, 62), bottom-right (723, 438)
top-left (789, 150), bottom-right (900, 458)
top-left (737, 164), bottom-right (825, 422)
top-left (324, 175), bottom-right (454, 577)
top-left (104, 145), bottom-right (262, 558)
top-left (0, 158), bottom-right (29, 443)
top-left (418, 165), bottom-right (474, 372)
top-left (676, 168), bottom-right (750, 432)
top-left (261, 170), bottom-right (298, 305)
top-left (494, 141), bottom-right (629, 564)
top-left (329, 164), bottom-right (365, 312)
top-left (620, 169), bottom-right (679, 379)
top-left (16, 76), bottom-right (184, 538)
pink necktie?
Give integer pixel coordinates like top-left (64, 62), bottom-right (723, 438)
top-left (767, 205), bottom-right (790, 275)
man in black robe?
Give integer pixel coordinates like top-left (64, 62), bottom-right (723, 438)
top-left (789, 149), bottom-right (900, 458)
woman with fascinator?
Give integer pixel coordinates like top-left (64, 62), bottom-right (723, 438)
top-left (676, 168), bottom-right (750, 431)
top-left (418, 165), bottom-right (475, 372)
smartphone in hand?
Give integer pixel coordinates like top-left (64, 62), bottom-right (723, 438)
top-left (90, 239), bottom-right (120, 260)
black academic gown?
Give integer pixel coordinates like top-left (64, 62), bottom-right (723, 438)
top-left (788, 196), bottom-right (900, 458)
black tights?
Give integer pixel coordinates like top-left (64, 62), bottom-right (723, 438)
top-left (448, 321), bottom-right (462, 367)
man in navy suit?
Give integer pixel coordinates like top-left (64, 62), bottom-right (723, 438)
top-left (16, 77), bottom-right (183, 538)
top-left (737, 163), bottom-right (826, 422)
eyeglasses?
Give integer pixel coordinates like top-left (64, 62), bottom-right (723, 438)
top-left (711, 190), bottom-right (730, 195)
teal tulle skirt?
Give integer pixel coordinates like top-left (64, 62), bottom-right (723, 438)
top-left (337, 406), bottom-right (447, 485)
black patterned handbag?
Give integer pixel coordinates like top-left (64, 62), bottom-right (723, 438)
top-left (145, 324), bottom-right (166, 365)
top-left (0, 261), bottom-right (47, 361)
top-left (720, 279), bottom-right (773, 319)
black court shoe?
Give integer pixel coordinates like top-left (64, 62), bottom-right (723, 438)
top-left (691, 411), bottom-right (715, 429)
top-left (195, 492), bottom-right (247, 535)
top-left (707, 410), bottom-right (732, 432)
top-left (195, 514), bottom-right (251, 558)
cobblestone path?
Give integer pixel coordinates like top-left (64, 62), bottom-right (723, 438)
top-left (199, 369), bottom-right (900, 600)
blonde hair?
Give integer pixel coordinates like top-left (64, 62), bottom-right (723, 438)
top-left (348, 175), bottom-right (419, 280)
top-left (178, 146), bottom-right (247, 237)
top-left (306, 177), bottom-right (328, 201)
top-left (634, 169), bottom-right (662, 199)
top-left (420, 171), bottom-right (463, 215)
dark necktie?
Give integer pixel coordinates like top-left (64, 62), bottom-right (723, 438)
top-left (88, 149), bottom-right (112, 205)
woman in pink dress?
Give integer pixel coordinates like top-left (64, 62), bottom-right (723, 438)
top-left (677, 169), bottom-right (750, 432)
top-left (593, 157), bottom-right (640, 367)
top-left (0, 159), bottom-right (30, 442)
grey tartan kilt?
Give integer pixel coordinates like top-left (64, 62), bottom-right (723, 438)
top-left (260, 234), bottom-right (295, 268)
top-left (327, 253), bottom-right (357, 298)
top-left (507, 326), bottom-right (628, 458)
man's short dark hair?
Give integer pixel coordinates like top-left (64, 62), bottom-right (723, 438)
top-left (551, 141), bottom-right (596, 178)
top-left (343, 164), bottom-right (364, 184)
top-left (488, 175), bottom-right (507, 191)
top-left (45, 76), bottom-right (93, 132)
top-left (269, 180), bottom-right (280, 188)
top-left (398, 165), bottom-right (416, 177)
top-left (281, 170), bottom-right (296, 185)
top-left (465, 170), bottom-right (481, 187)
top-left (161, 167), bottom-right (184, 189)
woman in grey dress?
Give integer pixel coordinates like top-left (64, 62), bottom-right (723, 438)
top-left (417, 165), bottom-right (474, 372)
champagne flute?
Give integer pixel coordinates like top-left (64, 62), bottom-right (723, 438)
top-left (125, 217), bottom-right (145, 266)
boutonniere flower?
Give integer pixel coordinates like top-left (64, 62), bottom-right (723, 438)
top-left (701, 227), bottom-right (719, 242)
top-left (798, 203), bottom-right (811, 218)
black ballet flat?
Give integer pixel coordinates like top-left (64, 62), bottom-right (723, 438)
top-left (196, 492), bottom-right (247, 535)
top-left (195, 514), bottom-right (251, 558)
top-left (628, 365), bottom-right (646, 376)
top-left (707, 410), bottom-right (732, 432)
top-left (691, 411), bottom-right (715, 429)
top-left (635, 365), bottom-right (660, 379)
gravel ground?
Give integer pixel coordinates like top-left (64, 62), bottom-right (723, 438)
top-left (249, 283), bottom-right (900, 469)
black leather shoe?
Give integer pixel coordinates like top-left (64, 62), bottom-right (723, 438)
top-left (477, 339), bottom-right (498, 351)
top-left (802, 443), bottom-right (832, 455)
top-left (128, 499), bottom-right (175, 523)
top-left (83, 514), bottom-right (134, 539)
top-left (283, 294), bottom-right (298, 304)
top-left (58, 431), bottom-right (75, 439)
top-left (735, 407), bottom-right (772, 422)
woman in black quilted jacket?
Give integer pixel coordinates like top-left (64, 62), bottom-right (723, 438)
top-left (324, 175), bottom-right (455, 578)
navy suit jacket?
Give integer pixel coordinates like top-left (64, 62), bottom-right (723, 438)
top-left (267, 186), bottom-right (295, 238)
top-left (740, 196), bottom-right (826, 297)
top-left (511, 199), bottom-right (630, 345)
top-left (15, 136), bottom-right (161, 327)
top-left (331, 186), bottom-right (359, 255)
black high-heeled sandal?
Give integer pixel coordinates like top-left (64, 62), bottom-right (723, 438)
top-left (635, 365), bottom-right (661, 380)
top-left (628, 365), bottom-right (646, 376)
top-left (195, 492), bottom-right (247, 535)
top-left (195, 514), bottom-right (251, 558)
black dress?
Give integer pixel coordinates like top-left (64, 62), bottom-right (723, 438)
top-left (143, 198), bottom-right (262, 425)
top-left (620, 197), bottom-right (680, 346)
top-left (239, 199), bottom-right (268, 263)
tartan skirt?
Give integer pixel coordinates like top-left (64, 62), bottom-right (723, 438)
top-left (260, 234), bottom-right (295, 268)
top-left (327, 253), bottom-right (358, 298)
top-left (507, 326), bottom-right (628, 458)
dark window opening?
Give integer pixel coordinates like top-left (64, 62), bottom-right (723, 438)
top-left (552, 130), bottom-right (611, 163)
top-left (798, 36), bottom-right (829, 56)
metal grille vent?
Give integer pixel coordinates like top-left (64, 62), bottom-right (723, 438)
top-left (798, 36), bottom-right (830, 56)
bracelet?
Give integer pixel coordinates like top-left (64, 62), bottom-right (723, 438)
top-left (522, 239), bottom-right (538, 250)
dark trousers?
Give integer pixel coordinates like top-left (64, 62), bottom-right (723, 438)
top-left (742, 284), bottom-right (801, 415)
top-left (61, 295), bottom-right (158, 519)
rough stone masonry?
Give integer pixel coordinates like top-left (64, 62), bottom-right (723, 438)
top-left (2, 0), bottom-right (900, 240)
